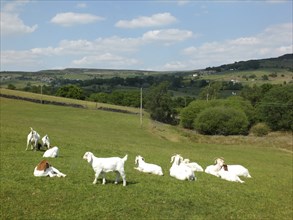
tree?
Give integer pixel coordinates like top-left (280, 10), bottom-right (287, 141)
top-left (56, 85), bottom-right (84, 100)
top-left (145, 82), bottom-right (177, 124)
top-left (198, 81), bottom-right (222, 101)
top-left (256, 84), bottom-right (293, 131)
top-left (195, 106), bottom-right (249, 135)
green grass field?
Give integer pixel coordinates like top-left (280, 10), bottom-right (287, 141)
top-left (0, 97), bottom-right (292, 219)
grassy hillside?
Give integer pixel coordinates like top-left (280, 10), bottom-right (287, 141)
top-left (0, 97), bottom-right (292, 219)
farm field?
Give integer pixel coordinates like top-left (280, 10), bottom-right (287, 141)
top-left (0, 97), bottom-right (292, 219)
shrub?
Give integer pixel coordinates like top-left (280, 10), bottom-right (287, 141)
top-left (250, 123), bottom-right (270, 137)
top-left (194, 106), bottom-right (249, 135)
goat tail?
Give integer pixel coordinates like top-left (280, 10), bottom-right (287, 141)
top-left (122, 154), bottom-right (128, 162)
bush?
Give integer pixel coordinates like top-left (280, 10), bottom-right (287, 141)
top-left (194, 106), bottom-right (249, 135)
top-left (250, 123), bottom-right (270, 137)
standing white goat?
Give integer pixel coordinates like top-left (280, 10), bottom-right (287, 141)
top-left (134, 155), bottom-right (163, 176)
top-left (83, 152), bottom-right (128, 186)
top-left (183, 159), bottom-right (204, 172)
top-left (43, 146), bottom-right (59, 158)
top-left (204, 158), bottom-right (224, 177)
top-left (169, 154), bottom-right (196, 181)
top-left (42, 134), bottom-right (50, 149)
top-left (33, 159), bottom-right (66, 177)
top-left (218, 164), bottom-right (244, 183)
top-left (26, 127), bottom-right (41, 151)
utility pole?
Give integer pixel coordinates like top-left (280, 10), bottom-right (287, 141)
top-left (140, 87), bottom-right (143, 128)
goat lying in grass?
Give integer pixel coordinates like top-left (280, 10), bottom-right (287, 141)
top-left (43, 146), bottom-right (59, 158)
top-left (224, 163), bottom-right (252, 178)
top-left (83, 152), bottom-right (128, 186)
top-left (204, 158), bottom-right (224, 177)
top-left (170, 154), bottom-right (196, 181)
top-left (218, 164), bottom-right (244, 183)
top-left (33, 159), bottom-right (66, 177)
top-left (42, 134), bottom-right (50, 149)
top-left (183, 159), bottom-right (203, 172)
top-left (26, 127), bottom-right (41, 151)
top-left (134, 155), bottom-right (163, 176)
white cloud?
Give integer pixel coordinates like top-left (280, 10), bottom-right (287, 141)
top-left (182, 23), bottom-right (293, 69)
top-left (50, 12), bottom-right (105, 27)
top-left (142, 29), bottom-right (193, 43)
top-left (1, 1), bottom-right (37, 36)
top-left (115, 12), bottom-right (177, 28)
top-left (72, 53), bottom-right (139, 68)
top-left (1, 12), bottom-right (38, 36)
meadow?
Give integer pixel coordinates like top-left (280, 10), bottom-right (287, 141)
top-left (0, 97), bottom-right (292, 219)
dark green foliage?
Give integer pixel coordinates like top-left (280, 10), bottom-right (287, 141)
top-left (250, 123), bottom-right (270, 137)
top-left (195, 106), bottom-right (249, 135)
top-left (55, 85), bottom-right (84, 100)
top-left (256, 84), bottom-right (293, 131)
top-left (7, 84), bottom-right (16, 90)
top-left (145, 82), bottom-right (177, 124)
top-left (180, 97), bottom-right (254, 131)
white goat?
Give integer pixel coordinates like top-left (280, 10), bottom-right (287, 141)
top-left (204, 158), bottom-right (224, 177)
top-left (43, 146), bottom-right (59, 158)
top-left (83, 152), bottom-right (128, 186)
top-left (26, 127), bottom-right (41, 151)
top-left (218, 164), bottom-right (244, 183)
top-left (169, 154), bottom-right (196, 181)
top-left (225, 164), bottom-right (252, 178)
top-left (42, 134), bottom-right (50, 149)
top-left (183, 159), bottom-right (204, 172)
top-left (134, 155), bottom-right (163, 176)
top-left (33, 159), bottom-right (66, 177)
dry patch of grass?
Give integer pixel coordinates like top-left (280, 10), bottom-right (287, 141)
top-left (180, 129), bottom-right (293, 152)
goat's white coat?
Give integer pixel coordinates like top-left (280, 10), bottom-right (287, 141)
top-left (183, 159), bottom-right (203, 172)
top-left (33, 161), bottom-right (66, 177)
top-left (225, 165), bottom-right (252, 178)
top-left (43, 146), bottom-right (59, 158)
top-left (26, 127), bottom-right (40, 151)
top-left (169, 154), bottom-right (196, 181)
top-left (218, 165), bottom-right (244, 183)
top-left (204, 158), bottom-right (224, 177)
top-left (83, 152), bottom-right (128, 186)
top-left (134, 155), bottom-right (163, 176)
top-left (42, 134), bottom-right (50, 149)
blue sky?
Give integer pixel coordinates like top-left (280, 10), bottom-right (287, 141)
top-left (1, 0), bottom-right (292, 71)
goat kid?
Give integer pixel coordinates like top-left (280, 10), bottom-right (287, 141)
top-left (26, 127), bottom-right (41, 151)
top-left (33, 159), bottom-right (66, 177)
top-left (183, 159), bottom-right (204, 172)
top-left (134, 155), bottom-right (163, 176)
top-left (169, 154), bottom-right (196, 181)
top-left (83, 152), bottom-right (128, 186)
top-left (218, 164), bottom-right (244, 183)
top-left (42, 135), bottom-right (50, 149)
top-left (43, 146), bottom-right (59, 158)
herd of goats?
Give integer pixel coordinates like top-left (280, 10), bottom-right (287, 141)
top-left (27, 127), bottom-right (252, 186)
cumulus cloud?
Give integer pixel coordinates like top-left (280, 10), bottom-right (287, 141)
top-left (142, 29), bottom-right (193, 44)
top-left (50, 12), bottom-right (104, 27)
top-left (72, 53), bottom-right (139, 68)
top-left (115, 12), bottom-right (177, 28)
top-left (1, 1), bottom-right (37, 36)
top-left (182, 23), bottom-right (293, 69)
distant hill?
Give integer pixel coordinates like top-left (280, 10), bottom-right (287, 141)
top-left (205, 53), bottom-right (293, 72)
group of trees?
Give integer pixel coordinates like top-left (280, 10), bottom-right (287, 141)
top-left (144, 81), bottom-right (292, 135)
top-left (179, 83), bottom-right (292, 135)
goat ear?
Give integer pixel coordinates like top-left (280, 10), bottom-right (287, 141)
top-left (170, 156), bottom-right (174, 163)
